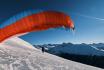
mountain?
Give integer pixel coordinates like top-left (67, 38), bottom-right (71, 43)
top-left (0, 37), bottom-right (103, 70)
top-left (90, 43), bottom-right (104, 50)
top-left (37, 43), bottom-right (104, 56)
top-left (90, 43), bottom-right (104, 47)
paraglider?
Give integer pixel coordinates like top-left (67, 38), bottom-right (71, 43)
top-left (0, 10), bottom-right (75, 42)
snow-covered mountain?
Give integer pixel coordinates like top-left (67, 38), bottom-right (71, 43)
top-left (90, 43), bottom-right (104, 47)
top-left (0, 37), bottom-right (103, 70)
top-left (90, 43), bottom-right (104, 50)
top-left (39, 43), bottom-right (104, 56)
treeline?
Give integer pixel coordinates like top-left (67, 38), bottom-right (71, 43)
top-left (58, 53), bottom-right (104, 68)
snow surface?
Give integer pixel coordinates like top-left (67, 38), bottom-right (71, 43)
top-left (0, 37), bottom-right (103, 70)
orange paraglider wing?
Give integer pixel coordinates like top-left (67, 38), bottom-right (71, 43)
top-left (0, 10), bottom-right (74, 42)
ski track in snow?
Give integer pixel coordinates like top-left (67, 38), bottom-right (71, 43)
top-left (0, 37), bottom-right (103, 70)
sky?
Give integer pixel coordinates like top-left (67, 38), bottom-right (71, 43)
top-left (0, 0), bottom-right (104, 45)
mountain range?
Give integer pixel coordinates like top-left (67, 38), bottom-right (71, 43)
top-left (34, 43), bottom-right (104, 56)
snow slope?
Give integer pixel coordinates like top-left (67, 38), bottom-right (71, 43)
top-left (0, 37), bottom-right (103, 70)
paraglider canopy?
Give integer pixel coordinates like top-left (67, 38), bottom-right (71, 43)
top-left (0, 10), bottom-right (74, 42)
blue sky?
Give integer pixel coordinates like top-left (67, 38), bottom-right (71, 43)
top-left (0, 0), bottom-right (104, 45)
